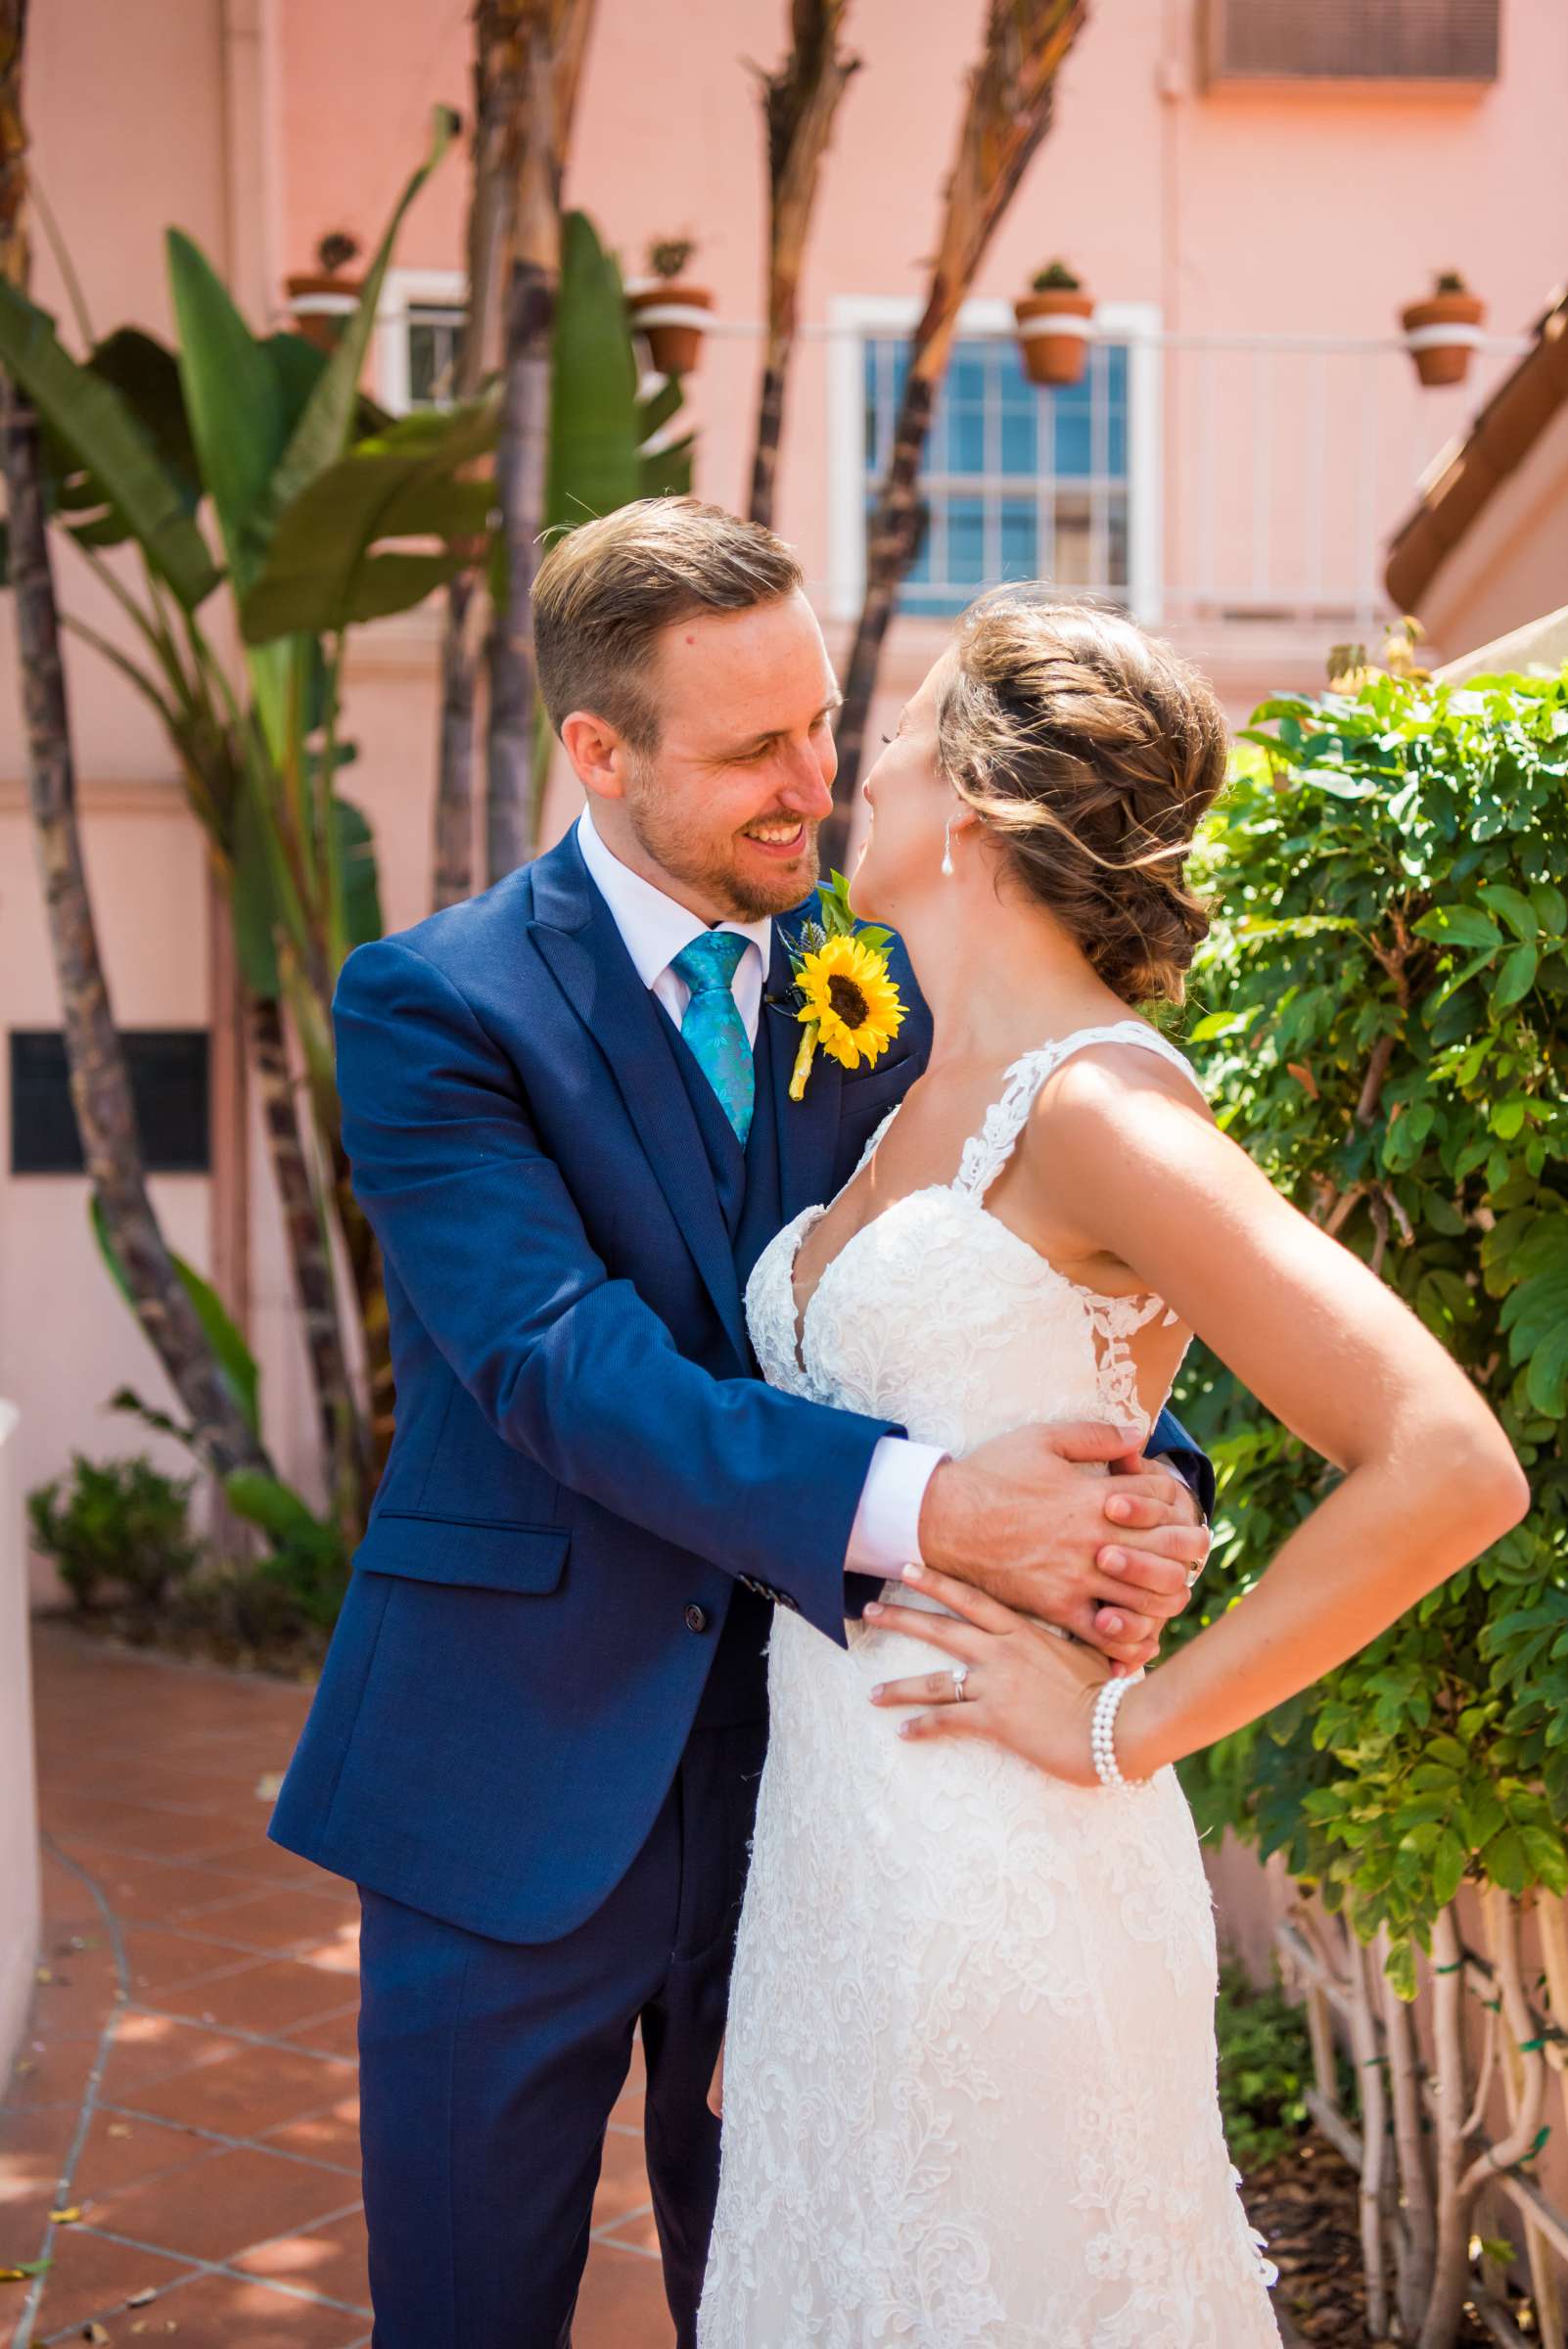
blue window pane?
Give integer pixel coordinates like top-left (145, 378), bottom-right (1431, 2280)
top-left (945, 403), bottom-right (986, 473)
top-left (946, 496), bottom-right (986, 583)
top-left (997, 340), bottom-right (1033, 401)
top-left (999, 400), bottom-right (1037, 475)
top-left (1105, 344), bottom-right (1128, 476)
top-left (865, 328), bottom-right (1133, 619)
top-left (900, 583), bottom-right (969, 617)
top-left (1053, 378), bottom-right (1093, 478)
top-left (999, 499), bottom-right (1038, 580)
top-left (949, 347), bottom-right (987, 405)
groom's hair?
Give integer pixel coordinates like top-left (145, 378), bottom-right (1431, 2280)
top-left (533, 498), bottom-right (804, 751)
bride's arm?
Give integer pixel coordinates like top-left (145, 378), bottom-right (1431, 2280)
top-left (1053, 1047), bottom-right (1525, 1776)
top-left (869, 1044), bottom-right (1528, 1780)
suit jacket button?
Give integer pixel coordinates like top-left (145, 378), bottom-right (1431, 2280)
top-left (684, 1603), bottom-right (711, 1635)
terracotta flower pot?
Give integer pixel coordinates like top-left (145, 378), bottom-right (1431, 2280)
top-left (1401, 289), bottom-right (1486, 388)
top-left (1013, 288), bottom-right (1095, 388)
top-left (627, 283), bottom-right (714, 377)
top-left (286, 271), bottom-right (362, 353)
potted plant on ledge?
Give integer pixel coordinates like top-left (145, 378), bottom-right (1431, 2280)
top-left (627, 237), bottom-right (713, 377)
top-left (1401, 269), bottom-right (1486, 388)
top-left (285, 231), bottom-right (364, 353)
top-left (1013, 258), bottom-right (1094, 388)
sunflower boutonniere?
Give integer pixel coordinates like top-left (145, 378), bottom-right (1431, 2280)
top-left (783, 870), bottom-right (906, 1102)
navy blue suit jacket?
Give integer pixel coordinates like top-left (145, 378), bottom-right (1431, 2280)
top-left (269, 825), bottom-right (1210, 1943)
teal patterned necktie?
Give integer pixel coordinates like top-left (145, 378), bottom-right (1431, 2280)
top-left (669, 930), bottom-right (755, 1147)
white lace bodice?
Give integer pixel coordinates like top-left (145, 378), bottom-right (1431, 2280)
top-left (746, 1021), bottom-right (1204, 1455)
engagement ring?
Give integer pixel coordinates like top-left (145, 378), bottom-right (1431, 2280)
top-left (951, 1665), bottom-right (971, 1703)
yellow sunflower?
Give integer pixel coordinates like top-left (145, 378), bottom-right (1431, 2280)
top-left (790, 934), bottom-right (905, 1098)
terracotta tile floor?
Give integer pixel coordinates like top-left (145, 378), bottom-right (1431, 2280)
top-left (3, 1624), bottom-right (671, 2348)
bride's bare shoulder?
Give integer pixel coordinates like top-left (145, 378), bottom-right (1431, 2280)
top-left (1035, 1035), bottom-right (1215, 1128)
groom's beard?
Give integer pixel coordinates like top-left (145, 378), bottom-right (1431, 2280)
top-left (624, 787), bottom-right (823, 922)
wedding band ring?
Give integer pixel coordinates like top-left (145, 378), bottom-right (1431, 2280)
top-left (951, 1665), bottom-right (971, 1703)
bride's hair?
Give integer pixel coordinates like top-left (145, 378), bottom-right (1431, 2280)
top-left (936, 586), bottom-right (1229, 1006)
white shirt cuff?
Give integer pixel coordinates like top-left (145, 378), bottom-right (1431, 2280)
top-left (1152, 1450), bottom-right (1203, 1508)
top-left (845, 1436), bottom-right (948, 1578)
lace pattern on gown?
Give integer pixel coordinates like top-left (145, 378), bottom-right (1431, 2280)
top-left (699, 1022), bottom-right (1279, 2349)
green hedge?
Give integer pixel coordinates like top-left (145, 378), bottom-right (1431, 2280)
top-left (1169, 667), bottom-right (1568, 1990)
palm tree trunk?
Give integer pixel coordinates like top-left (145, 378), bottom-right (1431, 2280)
top-left (831, 370), bottom-right (935, 796)
top-left (433, 17), bottom-right (518, 912)
top-left (1, 0), bottom-right (267, 1484)
top-left (831, 0), bottom-right (1089, 838)
top-left (748, 1), bottom-right (859, 530)
top-left (434, 570), bottom-right (482, 908)
top-left (482, 0), bottom-right (597, 880)
top-left (246, 990), bottom-right (366, 1534)
top-left (485, 241), bottom-right (553, 880)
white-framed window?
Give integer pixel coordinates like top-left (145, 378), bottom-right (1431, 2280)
top-left (827, 296), bottom-right (1162, 625)
top-left (375, 269), bottom-right (468, 413)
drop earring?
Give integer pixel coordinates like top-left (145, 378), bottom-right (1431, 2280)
top-left (941, 820), bottom-right (955, 879)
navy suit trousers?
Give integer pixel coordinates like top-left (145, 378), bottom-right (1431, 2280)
top-left (358, 1714), bottom-right (767, 2348)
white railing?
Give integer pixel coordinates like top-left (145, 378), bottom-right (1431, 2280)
top-left (372, 280), bottom-right (1534, 638)
top-left (808, 307), bottom-right (1528, 634)
top-left (1153, 327), bottom-right (1529, 633)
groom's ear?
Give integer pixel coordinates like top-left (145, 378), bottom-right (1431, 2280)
top-left (562, 710), bottom-right (628, 801)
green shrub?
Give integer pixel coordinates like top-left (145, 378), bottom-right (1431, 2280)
top-left (1170, 667), bottom-right (1568, 1987)
top-left (225, 1467), bottom-right (349, 1630)
top-left (27, 1452), bottom-right (199, 1610)
top-left (1215, 1965), bottom-right (1314, 2170)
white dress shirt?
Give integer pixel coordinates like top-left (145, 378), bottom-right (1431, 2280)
top-left (575, 806), bottom-right (943, 1576)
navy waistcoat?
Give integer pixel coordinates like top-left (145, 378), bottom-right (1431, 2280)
top-left (659, 988), bottom-right (788, 1726)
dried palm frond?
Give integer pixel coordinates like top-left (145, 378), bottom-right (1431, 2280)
top-left (832, 0), bottom-right (1088, 826)
top-left (749, 0), bottom-right (861, 528)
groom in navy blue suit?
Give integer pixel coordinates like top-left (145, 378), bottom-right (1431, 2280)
top-left (270, 500), bottom-right (1213, 2346)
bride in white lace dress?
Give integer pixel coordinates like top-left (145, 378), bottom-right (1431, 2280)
top-left (698, 589), bottom-right (1526, 2348)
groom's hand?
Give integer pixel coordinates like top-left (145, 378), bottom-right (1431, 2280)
top-left (916, 1422), bottom-right (1208, 1669)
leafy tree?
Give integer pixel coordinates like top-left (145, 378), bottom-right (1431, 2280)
top-left (0, 111), bottom-right (472, 1540)
top-left (0, 0), bottom-right (269, 1485)
top-left (1172, 666), bottom-right (1568, 1961)
top-left (1167, 667), bottom-right (1568, 2341)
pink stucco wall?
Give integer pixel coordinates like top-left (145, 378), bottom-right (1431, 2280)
top-left (1414, 395), bottom-right (1568, 658)
top-left (4, 0), bottom-right (1567, 1528)
top-left (0, 1402), bottom-right (41, 2067)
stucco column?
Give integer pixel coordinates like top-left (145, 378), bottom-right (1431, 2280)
top-left (0, 1401), bottom-right (42, 2075)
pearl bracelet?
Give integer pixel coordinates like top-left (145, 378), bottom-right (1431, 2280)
top-left (1090, 1674), bottom-right (1150, 1792)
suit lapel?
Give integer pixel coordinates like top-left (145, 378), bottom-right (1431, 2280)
top-left (528, 833), bottom-right (750, 1364)
top-left (765, 919), bottom-right (843, 1223)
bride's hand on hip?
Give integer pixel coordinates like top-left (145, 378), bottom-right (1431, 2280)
top-left (865, 1562), bottom-right (1116, 1788)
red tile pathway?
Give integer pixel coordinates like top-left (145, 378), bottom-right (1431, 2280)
top-left (3, 1623), bottom-right (670, 2348)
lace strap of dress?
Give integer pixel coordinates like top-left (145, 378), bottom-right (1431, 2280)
top-left (853, 1104), bottom-right (900, 1176)
top-left (954, 1021), bottom-right (1206, 1203)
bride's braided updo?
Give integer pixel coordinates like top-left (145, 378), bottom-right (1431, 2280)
top-left (935, 588), bottom-right (1229, 1006)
